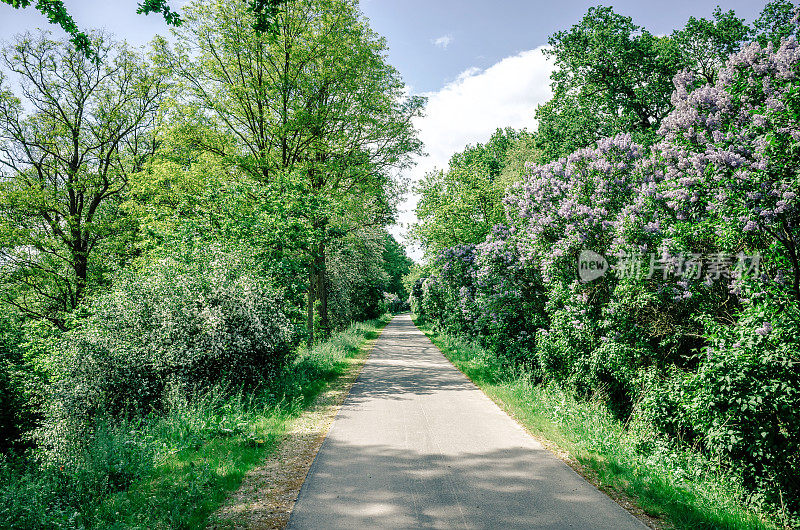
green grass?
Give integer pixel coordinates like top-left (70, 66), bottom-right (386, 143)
top-left (416, 321), bottom-right (779, 530)
top-left (0, 316), bottom-right (389, 529)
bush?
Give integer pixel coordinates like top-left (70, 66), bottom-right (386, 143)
top-left (473, 225), bottom-right (545, 365)
top-left (0, 314), bottom-right (53, 454)
top-left (641, 283), bottom-right (800, 515)
top-left (37, 244), bottom-right (297, 467)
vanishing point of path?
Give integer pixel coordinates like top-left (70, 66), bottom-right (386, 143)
top-left (288, 314), bottom-right (646, 529)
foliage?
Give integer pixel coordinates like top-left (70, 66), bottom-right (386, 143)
top-left (36, 243), bottom-right (297, 469)
top-left (0, 316), bottom-right (387, 529)
top-left (0, 32), bottom-right (167, 328)
top-left (0, 313), bottom-right (26, 453)
top-left (326, 228), bottom-right (390, 329)
top-left (0, 0), bottom-right (415, 526)
top-left (381, 233), bottom-right (414, 301)
top-left (411, 128), bottom-right (519, 257)
top-left (0, 0), bottom-right (288, 59)
top-left (640, 283), bottom-right (800, 513)
top-left (672, 8), bottom-right (751, 84)
top-left (1, 0), bottom-right (97, 56)
top-left (754, 0), bottom-right (800, 47)
top-left (655, 36), bottom-right (800, 301)
top-left (535, 7), bottom-right (684, 160)
top-left (159, 0), bottom-right (422, 342)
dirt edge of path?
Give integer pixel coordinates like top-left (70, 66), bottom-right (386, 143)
top-left (207, 323), bottom-right (388, 530)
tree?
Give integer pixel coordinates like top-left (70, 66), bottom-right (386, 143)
top-left (498, 129), bottom-right (539, 188)
top-left (160, 0), bottom-right (422, 343)
top-left (672, 7), bottom-right (750, 84)
top-left (412, 128), bottom-right (516, 258)
top-left (535, 6), bottom-right (684, 160)
top-left (0, 0), bottom-right (286, 58)
top-left (382, 233), bottom-right (413, 300)
top-left (0, 32), bottom-right (167, 328)
top-left (753, 0), bottom-right (800, 47)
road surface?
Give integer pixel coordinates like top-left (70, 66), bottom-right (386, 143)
top-left (288, 314), bottom-right (645, 529)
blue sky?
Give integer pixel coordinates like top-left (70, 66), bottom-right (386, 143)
top-left (0, 1), bottom-right (774, 257)
top-left (361, 1), bottom-right (764, 94)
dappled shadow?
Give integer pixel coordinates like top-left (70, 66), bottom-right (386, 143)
top-left (340, 315), bottom-right (477, 406)
top-left (287, 315), bottom-right (644, 529)
top-left (288, 439), bottom-right (643, 529)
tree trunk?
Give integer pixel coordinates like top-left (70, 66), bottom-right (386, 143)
top-left (306, 267), bottom-right (315, 347)
top-left (317, 240), bottom-right (329, 337)
top-left (72, 246), bottom-right (88, 309)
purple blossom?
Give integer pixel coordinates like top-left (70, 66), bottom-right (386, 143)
top-left (755, 322), bottom-right (773, 336)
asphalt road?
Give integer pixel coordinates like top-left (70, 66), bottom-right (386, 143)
top-left (288, 314), bottom-right (646, 529)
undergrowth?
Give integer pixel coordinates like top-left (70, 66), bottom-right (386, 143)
top-left (0, 316), bottom-right (388, 529)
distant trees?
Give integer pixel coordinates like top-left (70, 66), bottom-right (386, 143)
top-left (412, 128), bottom-right (519, 258)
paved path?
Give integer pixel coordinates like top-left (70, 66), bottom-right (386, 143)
top-left (288, 314), bottom-right (645, 529)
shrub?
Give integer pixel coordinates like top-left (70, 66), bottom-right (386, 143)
top-left (472, 225), bottom-right (545, 366)
top-left (37, 244), bottom-right (297, 467)
top-left (642, 283), bottom-right (800, 514)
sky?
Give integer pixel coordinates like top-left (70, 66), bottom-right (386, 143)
top-left (0, 0), bottom-right (771, 259)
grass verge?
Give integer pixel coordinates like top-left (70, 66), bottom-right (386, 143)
top-left (0, 315), bottom-right (390, 529)
top-left (415, 319), bottom-right (778, 530)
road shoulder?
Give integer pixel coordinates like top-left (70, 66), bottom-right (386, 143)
top-left (208, 321), bottom-right (388, 529)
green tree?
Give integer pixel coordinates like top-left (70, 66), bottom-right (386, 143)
top-left (753, 0), bottom-right (800, 47)
top-left (382, 233), bottom-right (413, 300)
top-left (0, 32), bottom-right (167, 328)
top-left (412, 128), bottom-right (516, 258)
top-left (0, 0), bottom-right (286, 58)
top-left (498, 129), bottom-right (539, 188)
top-left (672, 7), bottom-right (750, 84)
top-left (159, 0), bottom-right (422, 343)
top-left (535, 6), bottom-right (685, 160)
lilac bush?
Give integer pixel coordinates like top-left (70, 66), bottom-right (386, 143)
top-left (417, 244), bottom-right (479, 336)
top-left (503, 134), bottom-right (654, 394)
top-left (472, 225), bottom-right (545, 364)
top-left (505, 133), bottom-right (646, 285)
top-left (656, 37), bottom-right (800, 299)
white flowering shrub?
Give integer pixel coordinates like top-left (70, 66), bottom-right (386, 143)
top-left (37, 245), bottom-right (297, 466)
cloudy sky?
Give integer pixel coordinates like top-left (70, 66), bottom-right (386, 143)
top-left (0, 0), bottom-right (769, 258)
top-left (357, 0), bottom-right (765, 258)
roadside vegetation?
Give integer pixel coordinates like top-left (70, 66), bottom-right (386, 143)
top-left (0, 0), bottom-right (413, 528)
top-left (0, 316), bottom-right (388, 528)
top-left (409, 1), bottom-right (800, 526)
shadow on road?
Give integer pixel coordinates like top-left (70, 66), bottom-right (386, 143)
top-left (288, 315), bottom-right (644, 529)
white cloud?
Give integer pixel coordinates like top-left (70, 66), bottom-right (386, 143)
top-left (432, 34), bottom-right (453, 49)
top-left (390, 46), bottom-right (555, 261)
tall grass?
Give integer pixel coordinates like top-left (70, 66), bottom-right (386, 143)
top-left (0, 316), bottom-right (388, 529)
top-left (419, 323), bottom-right (782, 530)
